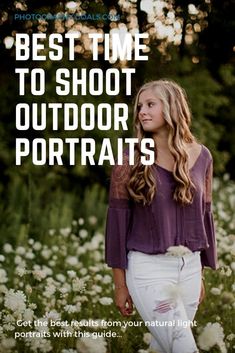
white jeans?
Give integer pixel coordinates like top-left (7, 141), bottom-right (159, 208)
top-left (126, 250), bottom-right (202, 353)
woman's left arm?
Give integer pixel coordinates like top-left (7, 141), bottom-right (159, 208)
top-left (199, 269), bottom-right (205, 304)
top-left (200, 158), bottom-right (218, 270)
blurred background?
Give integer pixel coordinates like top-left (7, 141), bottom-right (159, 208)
top-left (0, 0), bottom-right (234, 244)
top-left (0, 2), bottom-right (235, 353)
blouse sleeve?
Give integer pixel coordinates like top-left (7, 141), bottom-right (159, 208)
top-left (200, 158), bottom-right (218, 270)
top-left (105, 153), bottom-right (132, 269)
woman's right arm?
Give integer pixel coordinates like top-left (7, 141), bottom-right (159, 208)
top-left (105, 153), bottom-right (132, 269)
top-left (112, 268), bottom-right (133, 316)
top-left (105, 153), bottom-right (133, 315)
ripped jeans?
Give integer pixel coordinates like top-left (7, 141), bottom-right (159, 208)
top-left (126, 250), bottom-right (201, 353)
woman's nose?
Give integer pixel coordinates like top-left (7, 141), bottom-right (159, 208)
top-left (139, 106), bottom-right (147, 115)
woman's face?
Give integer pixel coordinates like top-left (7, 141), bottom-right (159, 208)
top-left (137, 88), bottom-right (166, 134)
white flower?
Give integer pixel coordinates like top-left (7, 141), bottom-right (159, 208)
top-left (29, 303), bottom-right (37, 310)
top-left (88, 216), bottom-right (97, 225)
top-left (78, 218), bottom-right (84, 225)
top-left (44, 284), bottom-right (56, 298)
top-left (49, 228), bottom-right (55, 236)
top-left (226, 333), bottom-right (235, 341)
top-left (25, 251), bottom-right (35, 259)
top-left (99, 297), bottom-right (113, 305)
top-left (92, 250), bottom-right (102, 262)
top-left (0, 284), bottom-right (7, 294)
top-left (77, 247), bottom-right (86, 255)
top-left (92, 285), bottom-right (102, 293)
top-left (197, 322), bottom-right (227, 353)
top-left (61, 245), bottom-right (67, 255)
top-left (80, 268), bottom-right (88, 276)
top-left (14, 255), bottom-right (23, 265)
top-left (0, 337), bottom-right (16, 349)
top-left (57, 298), bottom-right (67, 306)
top-left (79, 229), bottom-right (88, 239)
top-left (89, 266), bottom-right (100, 273)
top-left (0, 255), bottom-right (5, 261)
top-left (90, 233), bottom-right (103, 250)
top-left (223, 173), bottom-right (230, 181)
top-left (33, 242), bottom-right (42, 251)
top-left (210, 287), bottom-right (221, 296)
top-left (41, 248), bottom-right (52, 259)
top-left (221, 291), bottom-right (234, 304)
top-left (52, 245), bottom-right (59, 252)
top-left (32, 269), bottom-right (47, 281)
top-left (56, 274), bottom-right (66, 283)
top-left (94, 274), bottom-right (103, 281)
top-left (15, 266), bottom-right (27, 277)
top-left (61, 349), bottom-right (77, 353)
top-left (143, 332), bottom-right (152, 345)
top-left (25, 285), bottom-right (33, 295)
top-left (49, 260), bottom-right (56, 267)
top-left (45, 310), bottom-right (61, 321)
top-left (166, 245), bottom-right (192, 257)
top-left (66, 256), bottom-right (79, 266)
top-left (102, 275), bottom-right (112, 284)
top-left (0, 268), bottom-right (8, 283)
top-left (230, 262), bottom-right (235, 271)
top-left (23, 308), bottom-right (34, 322)
top-left (220, 265), bottom-right (232, 277)
top-left (75, 295), bottom-right (88, 303)
top-left (16, 246), bottom-right (26, 255)
top-left (42, 266), bottom-right (53, 276)
top-left (34, 318), bottom-right (49, 333)
top-left (60, 227), bottom-right (71, 237)
top-left (4, 289), bottom-right (26, 313)
top-left (3, 313), bottom-right (15, 326)
top-left (72, 278), bottom-right (86, 292)
top-left (67, 270), bottom-right (76, 278)
top-left (25, 337), bottom-right (52, 352)
top-left (76, 336), bottom-right (107, 353)
top-left (76, 302), bottom-right (81, 312)
top-left (59, 285), bottom-right (71, 295)
top-left (3, 243), bottom-right (13, 253)
top-left (64, 304), bottom-right (77, 313)
top-left (3, 323), bottom-right (15, 331)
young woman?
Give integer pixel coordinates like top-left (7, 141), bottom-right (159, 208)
top-left (105, 79), bottom-right (217, 353)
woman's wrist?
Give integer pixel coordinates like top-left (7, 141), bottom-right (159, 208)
top-left (112, 268), bottom-right (127, 290)
top-left (114, 283), bottom-right (127, 289)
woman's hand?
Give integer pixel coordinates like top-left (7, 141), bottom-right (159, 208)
top-left (114, 286), bottom-right (133, 316)
top-left (199, 279), bottom-right (205, 304)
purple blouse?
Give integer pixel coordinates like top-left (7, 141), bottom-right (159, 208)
top-left (105, 145), bottom-right (217, 270)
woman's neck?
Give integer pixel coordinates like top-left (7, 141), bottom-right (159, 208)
top-left (153, 133), bottom-right (169, 152)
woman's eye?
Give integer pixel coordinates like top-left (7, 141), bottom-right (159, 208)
top-left (148, 102), bottom-right (154, 107)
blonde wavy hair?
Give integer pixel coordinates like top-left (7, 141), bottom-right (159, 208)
top-left (128, 79), bottom-right (196, 205)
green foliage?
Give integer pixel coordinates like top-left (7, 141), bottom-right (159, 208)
top-left (0, 171), bottom-right (107, 248)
